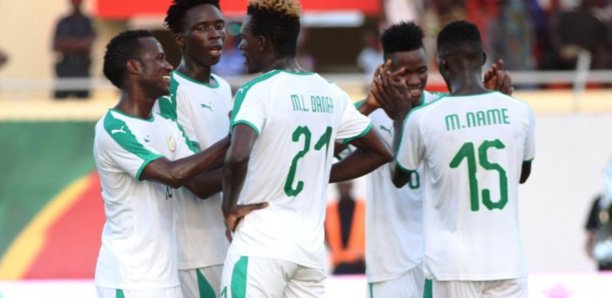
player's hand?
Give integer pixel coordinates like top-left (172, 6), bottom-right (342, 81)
top-left (484, 59), bottom-right (514, 95)
top-left (375, 62), bottom-right (415, 120)
top-left (223, 202), bottom-right (268, 241)
top-left (364, 64), bottom-right (385, 108)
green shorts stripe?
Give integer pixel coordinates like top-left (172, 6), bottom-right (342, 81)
top-left (197, 268), bottom-right (216, 298)
top-left (423, 279), bottom-right (433, 298)
top-left (231, 256), bottom-right (249, 298)
top-left (116, 289), bottom-right (125, 298)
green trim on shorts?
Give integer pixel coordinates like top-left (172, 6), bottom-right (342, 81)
top-left (116, 289), bottom-right (126, 298)
top-left (423, 279), bottom-right (433, 298)
top-left (197, 268), bottom-right (216, 298)
top-left (231, 256), bottom-right (249, 298)
top-left (368, 282), bottom-right (374, 298)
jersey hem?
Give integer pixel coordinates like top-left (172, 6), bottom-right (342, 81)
top-left (430, 271), bottom-right (528, 281)
top-left (177, 260), bottom-right (225, 270)
top-left (227, 250), bottom-right (324, 270)
top-left (94, 281), bottom-right (180, 290)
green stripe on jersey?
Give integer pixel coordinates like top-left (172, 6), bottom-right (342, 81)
top-left (368, 283), bottom-right (374, 298)
top-left (103, 111), bottom-right (164, 180)
top-left (196, 268), bottom-right (216, 298)
top-left (157, 74), bottom-right (180, 121)
top-left (231, 256), bottom-right (249, 298)
top-left (342, 122), bottom-right (373, 144)
top-left (233, 120), bottom-right (260, 136)
top-left (354, 98), bottom-right (365, 108)
top-left (175, 70), bottom-right (221, 88)
top-left (231, 70), bottom-right (281, 126)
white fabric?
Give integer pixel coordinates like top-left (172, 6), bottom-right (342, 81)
top-left (94, 110), bottom-right (194, 289)
top-left (396, 91), bottom-right (536, 281)
top-left (178, 266), bottom-right (222, 298)
top-left (432, 277), bottom-right (528, 298)
top-left (228, 70), bottom-right (372, 269)
top-left (154, 71), bottom-right (232, 270)
top-left (365, 91), bottom-right (440, 283)
top-left (220, 254), bottom-right (326, 298)
top-left (368, 266), bottom-right (426, 298)
top-left (96, 286), bottom-right (182, 298)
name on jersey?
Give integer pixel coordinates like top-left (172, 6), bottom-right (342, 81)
top-left (290, 94), bottom-right (334, 114)
top-left (444, 108), bottom-right (510, 131)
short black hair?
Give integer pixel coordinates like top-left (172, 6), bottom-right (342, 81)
top-left (103, 30), bottom-right (152, 88)
top-left (247, 0), bottom-right (301, 57)
top-left (436, 20), bottom-right (482, 59)
top-left (165, 0), bottom-right (220, 34)
top-left (381, 21), bottom-right (424, 55)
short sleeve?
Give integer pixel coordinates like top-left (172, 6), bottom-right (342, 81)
top-left (231, 86), bottom-right (266, 135)
top-left (102, 114), bottom-right (164, 180)
top-left (336, 91), bottom-right (372, 142)
top-left (523, 105), bottom-right (536, 162)
top-left (395, 112), bottom-right (424, 173)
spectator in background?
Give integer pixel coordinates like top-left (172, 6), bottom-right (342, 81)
top-left (585, 163), bottom-right (612, 271)
top-left (52, 0), bottom-right (96, 100)
top-left (488, 0), bottom-right (536, 71)
top-left (212, 22), bottom-right (247, 77)
top-left (357, 27), bottom-right (383, 90)
top-left (325, 181), bottom-right (366, 275)
top-left (549, 0), bottom-right (609, 70)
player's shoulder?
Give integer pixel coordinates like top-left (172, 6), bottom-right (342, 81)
top-left (235, 70), bottom-right (283, 97)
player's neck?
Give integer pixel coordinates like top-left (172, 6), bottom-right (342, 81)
top-left (178, 60), bottom-right (212, 84)
top-left (261, 57), bottom-right (301, 73)
top-left (114, 89), bottom-right (156, 119)
top-left (448, 72), bottom-right (488, 96)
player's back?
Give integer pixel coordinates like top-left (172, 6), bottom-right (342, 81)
top-left (229, 69), bottom-right (371, 268)
top-left (401, 91), bottom-right (535, 280)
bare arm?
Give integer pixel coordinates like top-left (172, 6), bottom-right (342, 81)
top-left (519, 161), bottom-right (532, 184)
top-left (329, 128), bottom-right (392, 183)
top-left (184, 167), bottom-right (223, 199)
top-left (140, 136), bottom-right (229, 188)
top-left (222, 125), bottom-right (268, 239)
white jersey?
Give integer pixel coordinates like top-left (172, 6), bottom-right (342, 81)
top-left (93, 109), bottom-right (196, 289)
top-left (229, 69), bottom-right (372, 269)
top-left (155, 71), bottom-right (232, 270)
top-left (396, 91), bottom-right (536, 281)
top-left (365, 91), bottom-right (441, 283)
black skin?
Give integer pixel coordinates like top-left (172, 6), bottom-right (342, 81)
top-left (174, 3), bottom-right (225, 83)
top-left (376, 47), bottom-right (531, 187)
top-left (222, 15), bottom-right (392, 241)
top-left (113, 36), bottom-right (229, 199)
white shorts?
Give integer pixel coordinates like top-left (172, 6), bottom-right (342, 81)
top-left (432, 277), bottom-right (527, 298)
top-left (178, 265), bottom-right (223, 298)
top-left (220, 254), bottom-right (326, 298)
top-left (368, 266), bottom-right (425, 298)
top-left (97, 286), bottom-right (182, 298)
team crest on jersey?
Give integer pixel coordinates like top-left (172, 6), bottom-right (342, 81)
top-left (167, 135), bottom-right (176, 152)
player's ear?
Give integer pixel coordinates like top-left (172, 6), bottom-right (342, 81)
top-left (174, 33), bottom-right (185, 50)
top-left (126, 59), bottom-right (143, 75)
top-left (256, 35), bottom-right (266, 52)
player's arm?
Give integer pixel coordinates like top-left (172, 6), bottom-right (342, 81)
top-left (329, 128), bottom-right (392, 183)
top-left (222, 125), bottom-right (268, 240)
top-left (140, 136), bottom-right (229, 188)
top-left (519, 161), bottom-right (532, 184)
top-left (183, 167), bottom-right (223, 199)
